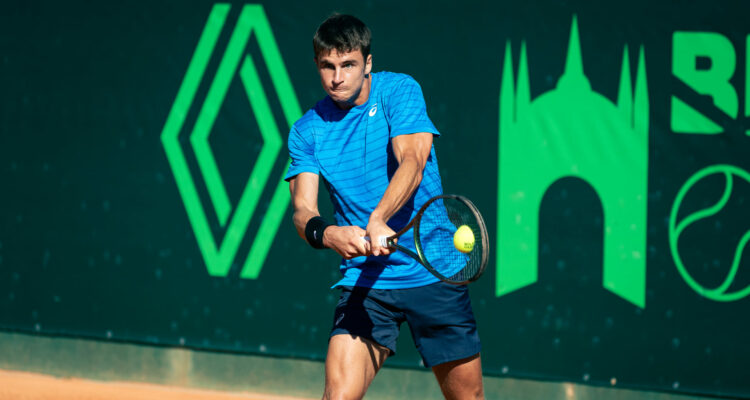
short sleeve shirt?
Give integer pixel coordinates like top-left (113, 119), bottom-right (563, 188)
top-left (285, 72), bottom-right (444, 289)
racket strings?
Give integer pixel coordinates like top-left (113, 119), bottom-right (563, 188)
top-left (416, 197), bottom-right (486, 283)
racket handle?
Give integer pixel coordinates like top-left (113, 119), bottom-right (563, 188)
top-left (362, 236), bottom-right (390, 248)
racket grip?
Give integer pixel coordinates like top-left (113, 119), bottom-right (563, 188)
top-left (362, 236), bottom-right (390, 248)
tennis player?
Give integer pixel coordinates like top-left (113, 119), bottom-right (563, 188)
top-left (285, 14), bottom-right (484, 400)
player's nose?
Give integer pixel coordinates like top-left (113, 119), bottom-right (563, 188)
top-left (332, 68), bottom-right (344, 85)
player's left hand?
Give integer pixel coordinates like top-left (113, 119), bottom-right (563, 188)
top-left (366, 216), bottom-right (396, 257)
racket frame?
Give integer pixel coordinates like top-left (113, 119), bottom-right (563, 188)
top-left (386, 194), bottom-right (490, 284)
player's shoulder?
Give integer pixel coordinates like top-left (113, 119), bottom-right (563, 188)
top-left (293, 108), bottom-right (316, 128)
top-left (375, 72), bottom-right (425, 105)
top-left (376, 71), bottom-right (421, 90)
top-left (292, 99), bottom-right (330, 132)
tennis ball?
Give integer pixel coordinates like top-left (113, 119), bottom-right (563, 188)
top-left (453, 225), bottom-right (475, 253)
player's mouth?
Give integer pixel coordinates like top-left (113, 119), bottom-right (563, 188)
top-left (329, 88), bottom-right (348, 98)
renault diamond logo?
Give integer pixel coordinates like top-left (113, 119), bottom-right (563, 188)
top-left (160, 4), bottom-right (301, 279)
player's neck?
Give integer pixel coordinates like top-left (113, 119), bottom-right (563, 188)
top-left (334, 75), bottom-right (371, 110)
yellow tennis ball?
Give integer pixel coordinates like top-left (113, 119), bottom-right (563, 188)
top-left (453, 225), bottom-right (475, 254)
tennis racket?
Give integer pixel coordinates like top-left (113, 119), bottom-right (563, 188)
top-left (367, 194), bottom-right (489, 284)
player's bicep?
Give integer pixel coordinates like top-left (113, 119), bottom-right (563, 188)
top-left (391, 132), bottom-right (433, 169)
top-left (290, 172), bottom-right (320, 214)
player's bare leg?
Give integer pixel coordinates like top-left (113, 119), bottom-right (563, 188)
top-left (323, 334), bottom-right (390, 400)
top-left (432, 353), bottom-right (484, 400)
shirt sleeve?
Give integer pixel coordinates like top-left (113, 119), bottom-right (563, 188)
top-left (386, 76), bottom-right (440, 138)
top-left (284, 125), bottom-right (318, 181)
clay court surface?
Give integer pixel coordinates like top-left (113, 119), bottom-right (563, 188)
top-left (0, 370), bottom-right (312, 400)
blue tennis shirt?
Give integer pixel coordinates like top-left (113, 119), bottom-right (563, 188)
top-left (285, 71), bottom-right (444, 289)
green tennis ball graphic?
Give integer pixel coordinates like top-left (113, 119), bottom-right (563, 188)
top-left (669, 164), bottom-right (750, 301)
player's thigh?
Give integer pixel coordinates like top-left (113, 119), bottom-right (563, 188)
top-left (432, 354), bottom-right (484, 400)
top-left (405, 282), bottom-right (481, 368)
top-left (324, 334), bottom-right (390, 399)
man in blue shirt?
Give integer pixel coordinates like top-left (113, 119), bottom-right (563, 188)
top-left (286, 14), bottom-right (483, 399)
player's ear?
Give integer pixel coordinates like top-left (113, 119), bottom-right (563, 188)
top-left (364, 54), bottom-right (372, 75)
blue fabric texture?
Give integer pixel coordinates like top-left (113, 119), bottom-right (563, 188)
top-left (285, 71), bottom-right (444, 289)
top-left (330, 282), bottom-right (481, 367)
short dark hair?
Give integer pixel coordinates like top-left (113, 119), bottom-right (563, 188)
top-left (313, 14), bottom-right (371, 60)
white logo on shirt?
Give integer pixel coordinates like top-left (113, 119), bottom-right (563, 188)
top-left (369, 104), bottom-right (378, 117)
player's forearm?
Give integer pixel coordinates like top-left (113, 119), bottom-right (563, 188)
top-left (371, 156), bottom-right (424, 223)
top-left (289, 173), bottom-right (323, 241)
top-left (292, 208), bottom-right (319, 240)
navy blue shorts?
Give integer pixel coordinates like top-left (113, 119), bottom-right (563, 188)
top-left (330, 281), bottom-right (481, 368)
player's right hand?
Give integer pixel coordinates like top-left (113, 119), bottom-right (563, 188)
top-left (322, 225), bottom-right (372, 259)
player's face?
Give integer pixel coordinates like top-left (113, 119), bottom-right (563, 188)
top-left (315, 49), bottom-right (372, 109)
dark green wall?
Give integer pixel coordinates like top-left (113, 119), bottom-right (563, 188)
top-left (1, 1), bottom-right (749, 398)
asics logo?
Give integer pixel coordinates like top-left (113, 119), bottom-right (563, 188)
top-left (369, 104), bottom-right (378, 117)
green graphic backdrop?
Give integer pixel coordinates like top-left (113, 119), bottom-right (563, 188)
top-left (1, 0), bottom-right (749, 397)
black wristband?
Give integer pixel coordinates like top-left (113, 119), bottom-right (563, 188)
top-left (305, 216), bottom-right (332, 249)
